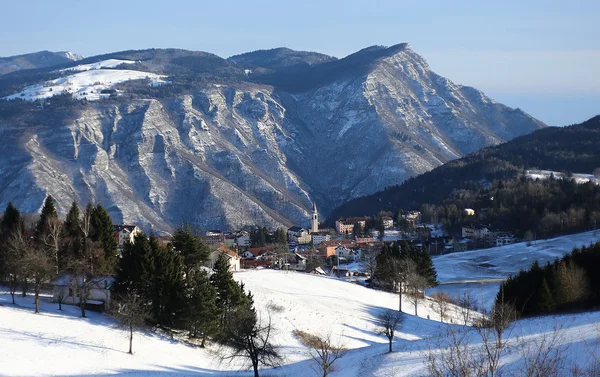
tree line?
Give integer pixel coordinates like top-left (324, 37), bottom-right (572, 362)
top-left (498, 240), bottom-right (600, 317)
top-left (0, 197), bottom-right (282, 376)
top-left (373, 241), bottom-right (438, 314)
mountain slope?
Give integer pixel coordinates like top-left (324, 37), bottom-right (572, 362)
top-left (0, 50), bottom-right (82, 75)
top-left (326, 115), bottom-right (600, 223)
top-left (0, 45), bottom-right (545, 232)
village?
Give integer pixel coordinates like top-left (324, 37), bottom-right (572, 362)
top-left (104, 203), bottom-right (517, 287)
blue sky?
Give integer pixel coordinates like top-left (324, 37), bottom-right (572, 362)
top-left (2, 0), bottom-right (598, 126)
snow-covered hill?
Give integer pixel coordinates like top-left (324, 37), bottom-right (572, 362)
top-left (430, 230), bottom-right (600, 310)
top-left (4, 59), bottom-right (168, 101)
top-left (1, 267), bottom-right (599, 377)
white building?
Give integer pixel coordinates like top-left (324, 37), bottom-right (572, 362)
top-left (208, 246), bottom-right (241, 272)
top-left (287, 226), bottom-right (311, 244)
top-left (53, 274), bottom-right (115, 311)
top-left (311, 231), bottom-right (331, 246)
top-left (113, 225), bottom-right (142, 249)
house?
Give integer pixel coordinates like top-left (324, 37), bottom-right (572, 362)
top-left (335, 218), bottom-right (367, 234)
top-left (280, 253), bottom-right (307, 271)
top-left (382, 216), bottom-right (394, 229)
top-left (330, 266), bottom-right (352, 278)
top-left (202, 230), bottom-right (225, 247)
top-left (53, 273), bottom-right (115, 312)
top-left (401, 211), bottom-right (421, 227)
top-left (208, 246), bottom-right (240, 272)
top-left (236, 233), bottom-right (250, 248)
top-left (224, 233), bottom-right (236, 248)
top-left (113, 225), bottom-right (142, 249)
top-left (355, 235), bottom-right (374, 244)
top-left (311, 231), bottom-right (331, 246)
top-left (496, 234), bottom-right (516, 247)
top-left (334, 245), bottom-right (361, 262)
top-left (287, 226), bottom-right (311, 244)
top-left (461, 223), bottom-right (489, 239)
top-left (245, 246), bottom-right (279, 261)
top-left (317, 239), bottom-right (353, 257)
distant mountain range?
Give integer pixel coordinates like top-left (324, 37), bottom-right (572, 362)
top-left (0, 44), bottom-right (545, 232)
top-left (0, 50), bottom-right (83, 75)
top-left (326, 115), bottom-right (600, 224)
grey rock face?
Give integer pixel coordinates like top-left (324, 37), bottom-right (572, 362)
top-left (0, 45), bottom-right (544, 232)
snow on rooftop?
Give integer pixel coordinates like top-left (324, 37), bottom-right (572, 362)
top-left (4, 68), bottom-right (168, 102)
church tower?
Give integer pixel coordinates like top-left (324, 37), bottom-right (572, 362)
top-left (311, 202), bottom-right (319, 233)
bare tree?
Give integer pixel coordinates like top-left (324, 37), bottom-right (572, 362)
top-left (514, 324), bottom-right (566, 377)
top-left (405, 270), bottom-right (428, 316)
top-left (431, 292), bottom-right (452, 323)
top-left (456, 290), bottom-right (478, 326)
top-left (295, 330), bottom-right (348, 377)
top-left (20, 243), bottom-right (53, 313)
top-left (375, 309), bottom-right (404, 353)
top-left (221, 309), bottom-right (281, 377)
top-left (43, 216), bottom-right (63, 275)
top-left (112, 291), bottom-right (150, 354)
top-left (472, 301), bottom-right (517, 377)
top-left (4, 230), bottom-right (26, 304)
top-left (425, 326), bottom-right (482, 377)
top-left (362, 244), bottom-right (378, 277)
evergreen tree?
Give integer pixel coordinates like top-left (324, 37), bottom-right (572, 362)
top-left (185, 268), bottom-right (220, 347)
top-left (64, 202), bottom-right (80, 237)
top-left (1, 202), bottom-right (23, 235)
top-left (114, 233), bottom-right (154, 299)
top-left (273, 228), bottom-right (287, 245)
top-left (91, 204), bottom-right (118, 271)
top-left (211, 253), bottom-right (242, 330)
top-left (533, 278), bottom-right (555, 314)
top-left (35, 195), bottom-right (58, 239)
top-left (148, 236), bottom-right (185, 327)
top-left (172, 226), bottom-right (210, 272)
top-left (61, 202), bottom-right (82, 267)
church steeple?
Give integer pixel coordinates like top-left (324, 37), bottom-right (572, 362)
top-left (311, 202), bottom-right (319, 233)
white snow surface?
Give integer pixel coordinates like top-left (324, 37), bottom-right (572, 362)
top-left (430, 230), bottom-right (600, 310)
top-left (2, 244), bottom-right (600, 377)
top-left (527, 169), bottom-right (600, 185)
top-left (5, 68), bottom-right (167, 101)
top-left (59, 59), bottom-right (136, 72)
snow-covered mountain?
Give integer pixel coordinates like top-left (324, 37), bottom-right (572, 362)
top-left (0, 45), bottom-right (545, 232)
top-left (0, 50), bottom-right (82, 75)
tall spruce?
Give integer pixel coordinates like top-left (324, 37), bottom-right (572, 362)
top-left (148, 235), bottom-right (185, 327)
top-left (91, 204), bottom-right (118, 271)
top-left (185, 268), bottom-right (220, 347)
top-left (172, 226), bottom-right (210, 272)
top-left (211, 253), bottom-right (243, 330)
top-left (35, 195), bottom-right (58, 239)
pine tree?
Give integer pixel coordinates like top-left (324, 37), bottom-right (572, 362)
top-left (61, 202), bottom-right (82, 267)
top-left (91, 204), bottom-right (118, 272)
top-left (1, 202), bottom-right (23, 235)
top-left (35, 195), bottom-right (58, 239)
top-left (148, 236), bottom-right (185, 327)
top-left (114, 233), bottom-right (154, 299)
top-left (185, 268), bottom-right (220, 347)
top-left (211, 253), bottom-right (240, 330)
top-left (172, 226), bottom-right (210, 272)
top-left (533, 278), bottom-right (555, 314)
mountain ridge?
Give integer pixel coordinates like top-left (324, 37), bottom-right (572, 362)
top-left (0, 44), bottom-right (545, 232)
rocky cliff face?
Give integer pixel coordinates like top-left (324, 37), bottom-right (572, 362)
top-left (0, 45), bottom-right (545, 232)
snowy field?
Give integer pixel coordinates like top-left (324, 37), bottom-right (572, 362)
top-left (4, 59), bottom-right (167, 101)
top-left (430, 230), bottom-right (600, 310)
top-left (1, 231), bottom-right (600, 376)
